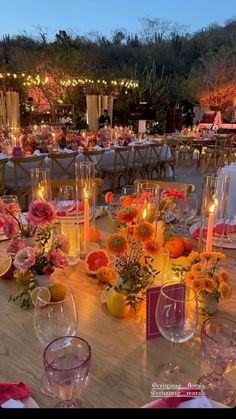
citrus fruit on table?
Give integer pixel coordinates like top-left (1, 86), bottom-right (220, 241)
top-left (85, 249), bottom-right (110, 275)
top-left (96, 266), bottom-right (115, 284)
top-left (49, 284), bottom-right (68, 302)
top-left (164, 236), bottom-right (185, 258)
top-left (31, 287), bottom-right (51, 306)
top-left (0, 257), bottom-right (14, 280)
top-left (106, 290), bottom-right (130, 318)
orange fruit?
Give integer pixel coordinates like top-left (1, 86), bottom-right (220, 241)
top-left (31, 287), bottom-right (51, 306)
top-left (49, 284), bottom-right (67, 302)
top-left (85, 249), bottom-right (110, 275)
top-left (164, 236), bottom-right (185, 258)
top-left (96, 266), bottom-right (115, 284)
top-left (0, 257), bottom-right (14, 280)
top-left (181, 238), bottom-right (193, 254)
top-left (106, 290), bottom-right (130, 318)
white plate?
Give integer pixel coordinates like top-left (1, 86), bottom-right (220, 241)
top-left (190, 222), bottom-right (236, 249)
top-left (1, 397), bottom-right (39, 408)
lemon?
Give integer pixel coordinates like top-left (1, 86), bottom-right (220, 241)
top-left (49, 284), bottom-right (67, 302)
top-left (106, 290), bottom-right (130, 318)
top-left (31, 287), bottom-right (51, 306)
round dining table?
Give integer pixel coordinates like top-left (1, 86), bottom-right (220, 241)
top-left (0, 215), bottom-right (235, 408)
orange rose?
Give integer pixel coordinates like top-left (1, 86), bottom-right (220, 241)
top-left (203, 277), bottom-right (217, 293)
top-left (219, 282), bottom-right (232, 299)
top-left (192, 277), bottom-right (204, 293)
top-left (218, 270), bottom-right (229, 283)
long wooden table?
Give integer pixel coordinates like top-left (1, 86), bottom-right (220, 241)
top-left (0, 216), bottom-right (236, 408)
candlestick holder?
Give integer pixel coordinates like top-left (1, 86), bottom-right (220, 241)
top-left (198, 174), bottom-right (230, 252)
top-left (75, 162), bottom-right (99, 257)
top-left (30, 168), bottom-right (51, 201)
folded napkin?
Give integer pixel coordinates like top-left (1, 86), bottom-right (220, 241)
top-left (191, 222), bottom-right (236, 239)
top-left (0, 382), bottom-right (31, 404)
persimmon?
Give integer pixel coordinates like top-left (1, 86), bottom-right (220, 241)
top-left (164, 236), bottom-right (185, 258)
top-left (181, 238), bottom-right (193, 254)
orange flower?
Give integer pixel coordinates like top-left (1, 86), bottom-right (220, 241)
top-left (107, 234), bottom-right (128, 255)
top-left (191, 262), bottom-right (204, 274)
top-left (185, 271), bottom-right (198, 287)
top-left (188, 251), bottom-right (200, 262)
top-left (143, 239), bottom-right (161, 256)
top-left (192, 277), bottom-right (204, 293)
top-left (120, 196), bottom-right (136, 207)
top-left (219, 282), bottom-right (232, 299)
top-left (134, 222), bottom-right (155, 242)
top-left (105, 191), bottom-right (113, 203)
top-left (203, 277), bottom-right (217, 293)
top-left (117, 206), bottom-right (139, 223)
top-left (200, 252), bottom-right (225, 260)
top-left (126, 225), bottom-right (135, 236)
top-left (218, 270), bottom-right (229, 283)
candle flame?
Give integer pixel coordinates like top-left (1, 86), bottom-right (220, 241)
top-left (210, 204), bottom-right (215, 213)
top-left (147, 202), bottom-right (150, 210)
top-left (38, 183), bottom-right (45, 199)
top-left (143, 208), bottom-right (147, 220)
top-left (84, 184), bottom-right (88, 199)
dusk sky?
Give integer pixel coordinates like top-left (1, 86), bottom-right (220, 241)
top-left (0, 0), bottom-right (235, 38)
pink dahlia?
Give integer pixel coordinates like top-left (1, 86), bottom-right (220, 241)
top-left (27, 200), bottom-right (56, 228)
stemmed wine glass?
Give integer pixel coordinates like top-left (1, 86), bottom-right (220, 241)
top-left (43, 336), bottom-right (91, 408)
top-left (173, 193), bottom-right (198, 235)
top-left (58, 186), bottom-right (75, 216)
top-left (197, 317), bottom-right (236, 406)
top-left (34, 284), bottom-right (78, 395)
top-left (155, 281), bottom-right (198, 384)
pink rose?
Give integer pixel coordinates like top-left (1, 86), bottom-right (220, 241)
top-left (7, 238), bottom-right (25, 254)
top-left (162, 188), bottom-right (186, 200)
top-left (27, 200), bottom-right (56, 228)
top-left (54, 234), bottom-right (70, 254)
top-left (42, 264), bottom-right (55, 275)
top-left (3, 215), bottom-right (19, 238)
top-left (47, 248), bottom-right (68, 268)
top-left (14, 246), bottom-right (37, 275)
top-left (5, 202), bottom-right (20, 216)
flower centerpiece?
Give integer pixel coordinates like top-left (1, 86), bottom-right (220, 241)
top-left (104, 192), bottom-right (161, 314)
top-left (0, 198), bottom-right (69, 308)
top-left (172, 251), bottom-right (232, 315)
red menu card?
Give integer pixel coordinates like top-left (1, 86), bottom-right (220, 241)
top-left (146, 283), bottom-right (185, 340)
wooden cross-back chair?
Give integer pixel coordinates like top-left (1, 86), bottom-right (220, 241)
top-left (103, 147), bottom-right (131, 191)
top-left (83, 149), bottom-right (105, 178)
top-left (129, 144), bottom-right (150, 182)
top-left (48, 152), bottom-right (78, 179)
top-left (134, 179), bottom-right (196, 194)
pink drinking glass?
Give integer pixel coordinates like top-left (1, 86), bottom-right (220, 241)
top-left (43, 336), bottom-right (91, 408)
top-left (198, 317), bottom-right (236, 406)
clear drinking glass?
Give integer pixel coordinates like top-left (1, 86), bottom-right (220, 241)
top-left (155, 281), bottom-right (198, 384)
top-left (198, 317), bottom-right (236, 406)
top-left (58, 186), bottom-right (76, 216)
top-left (34, 284), bottom-right (78, 395)
top-left (1, 195), bottom-right (21, 216)
top-left (43, 336), bottom-right (91, 408)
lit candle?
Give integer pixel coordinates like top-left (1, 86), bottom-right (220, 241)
top-left (84, 184), bottom-right (90, 242)
top-left (142, 208), bottom-right (147, 220)
top-left (206, 204), bottom-right (214, 252)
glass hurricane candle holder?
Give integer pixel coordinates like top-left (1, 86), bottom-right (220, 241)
top-left (75, 162), bottom-right (97, 257)
top-left (135, 181), bottom-right (160, 233)
top-left (31, 168), bottom-right (51, 201)
top-left (198, 174), bottom-right (230, 252)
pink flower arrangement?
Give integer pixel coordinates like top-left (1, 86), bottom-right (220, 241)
top-left (53, 234), bottom-right (70, 254)
top-left (47, 248), bottom-right (68, 268)
top-left (3, 215), bottom-right (19, 238)
top-left (27, 199), bottom-right (57, 228)
top-left (7, 238), bottom-right (25, 254)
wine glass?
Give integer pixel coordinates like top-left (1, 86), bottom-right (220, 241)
top-left (226, 215), bottom-right (236, 244)
top-left (197, 317), bottom-right (236, 406)
top-left (43, 336), bottom-right (91, 408)
top-left (1, 195), bottom-right (21, 217)
top-left (58, 186), bottom-right (75, 216)
top-left (155, 281), bottom-right (198, 384)
top-left (34, 284), bottom-right (78, 395)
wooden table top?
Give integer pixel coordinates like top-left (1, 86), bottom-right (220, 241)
top-left (0, 216), bottom-right (236, 408)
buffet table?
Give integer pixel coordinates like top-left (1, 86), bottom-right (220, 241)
top-left (0, 215), bottom-right (235, 408)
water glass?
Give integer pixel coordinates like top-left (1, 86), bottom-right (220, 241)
top-left (43, 336), bottom-right (91, 408)
top-left (61, 220), bottom-right (80, 265)
top-left (1, 195), bottom-right (21, 216)
top-left (198, 317), bottom-right (236, 406)
top-left (155, 281), bottom-right (198, 384)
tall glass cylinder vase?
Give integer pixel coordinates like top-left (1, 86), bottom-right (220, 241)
top-left (75, 162), bottom-right (97, 257)
top-left (135, 181), bottom-right (160, 235)
top-left (31, 168), bottom-right (51, 201)
top-left (198, 174), bottom-right (230, 252)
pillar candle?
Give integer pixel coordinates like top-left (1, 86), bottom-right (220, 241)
top-left (84, 185), bottom-right (90, 242)
top-left (206, 204), bottom-right (214, 252)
